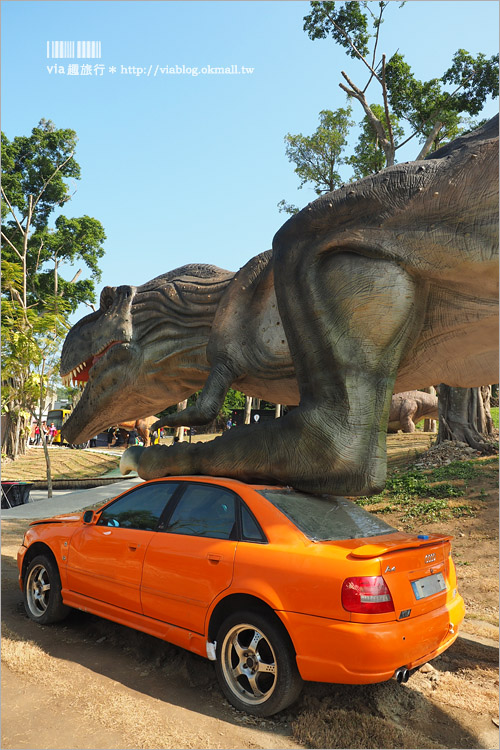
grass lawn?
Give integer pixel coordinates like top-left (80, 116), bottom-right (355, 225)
top-left (491, 406), bottom-right (499, 429)
top-left (1, 447), bottom-right (119, 481)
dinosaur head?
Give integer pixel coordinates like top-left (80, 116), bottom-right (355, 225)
top-left (61, 265), bottom-right (234, 443)
top-left (60, 284), bottom-right (143, 441)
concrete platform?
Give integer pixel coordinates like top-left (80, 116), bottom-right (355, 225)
top-left (1, 477), bottom-right (144, 520)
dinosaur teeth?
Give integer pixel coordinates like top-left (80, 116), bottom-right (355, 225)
top-left (62, 348), bottom-right (117, 387)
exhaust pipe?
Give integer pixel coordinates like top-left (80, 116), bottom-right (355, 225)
top-left (393, 667), bottom-right (410, 684)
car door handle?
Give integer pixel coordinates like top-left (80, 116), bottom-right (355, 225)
top-left (128, 544), bottom-right (140, 551)
top-left (207, 553), bottom-right (222, 564)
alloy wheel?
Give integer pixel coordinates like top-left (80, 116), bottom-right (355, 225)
top-left (220, 623), bottom-right (277, 705)
top-left (26, 563), bottom-right (51, 617)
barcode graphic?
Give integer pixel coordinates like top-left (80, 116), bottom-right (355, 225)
top-left (46, 41), bottom-right (102, 59)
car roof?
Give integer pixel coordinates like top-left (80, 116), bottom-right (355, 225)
top-left (141, 475), bottom-right (285, 492)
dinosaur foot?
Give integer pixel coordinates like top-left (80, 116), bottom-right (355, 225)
top-left (120, 446), bottom-right (146, 475)
top-left (122, 410), bottom-right (389, 496)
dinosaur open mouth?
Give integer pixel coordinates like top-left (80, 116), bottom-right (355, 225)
top-left (61, 341), bottom-right (123, 386)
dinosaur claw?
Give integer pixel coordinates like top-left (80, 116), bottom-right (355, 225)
top-left (120, 446), bottom-right (145, 475)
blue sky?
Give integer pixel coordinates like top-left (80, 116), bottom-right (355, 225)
top-left (2, 0), bottom-right (499, 325)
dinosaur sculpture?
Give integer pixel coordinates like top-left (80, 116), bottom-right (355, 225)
top-left (388, 391), bottom-right (438, 433)
top-left (117, 417), bottom-right (158, 446)
top-left (61, 117), bottom-right (498, 496)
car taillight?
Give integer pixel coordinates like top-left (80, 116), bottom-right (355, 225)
top-left (342, 576), bottom-right (395, 614)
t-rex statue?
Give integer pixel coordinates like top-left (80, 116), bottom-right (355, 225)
top-left (60, 117), bottom-right (498, 496)
top-left (388, 391), bottom-right (438, 433)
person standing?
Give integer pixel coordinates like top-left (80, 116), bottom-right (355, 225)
top-left (48, 422), bottom-right (58, 444)
top-left (107, 426), bottom-right (118, 448)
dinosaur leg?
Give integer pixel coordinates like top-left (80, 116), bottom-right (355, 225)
top-left (399, 402), bottom-right (417, 433)
top-left (124, 253), bottom-right (420, 495)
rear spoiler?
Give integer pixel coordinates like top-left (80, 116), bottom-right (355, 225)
top-left (350, 536), bottom-right (453, 559)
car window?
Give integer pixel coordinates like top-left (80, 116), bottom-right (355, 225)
top-left (166, 484), bottom-right (236, 539)
top-left (97, 482), bottom-right (178, 531)
top-left (241, 504), bottom-right (266, 543)
top-left (257, 489), bottom-right (396, 541)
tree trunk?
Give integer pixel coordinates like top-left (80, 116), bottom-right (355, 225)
top-left (436, 385), bottom-right (496, 453)
top-left (244, 396), bottom-right (252, 425)
top-left (2, 410), bottom-right (26, 458)
top-left (423, 386), bottom-right (437, 433)
top-left (175, 400), bottom-right (188, 442)
top-left (40, 428), bottom-right (53, 497)
top-left (275, 404), bottom-right (282, 418)
top-left (2, 407), bottom-right (30, 459)
top-left (416, 122), bottom-right (443, 160)
top-left (480, 385), bottom-right (494, 435)
top-left (38, 362), bottom-right (53, 498)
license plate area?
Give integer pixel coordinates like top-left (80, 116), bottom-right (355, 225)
top-left (411, 572), bottom-right (446, 600)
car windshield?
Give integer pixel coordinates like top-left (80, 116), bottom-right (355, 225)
top-left (257, 489), bottom-right (396, 542)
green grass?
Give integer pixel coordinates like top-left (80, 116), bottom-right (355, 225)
top-left (355, 465), bottom-right (475, 522)
top-left (428, 460), bottom-right (480, 481)
top-left (490, 406), bottom-right (499, 429)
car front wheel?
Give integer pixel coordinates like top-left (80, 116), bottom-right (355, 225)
top-left (23, 554), bottom-right (69, 625)
top-left (215, 610), bottom-right (303, 716)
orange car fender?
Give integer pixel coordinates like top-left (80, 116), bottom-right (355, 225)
top-left (226, 578), bottom-right (286, 611)
top-left (204, 581), bottom-right (312, 658)
top-left (21, 523), bottom-right (79, 588)
top-left (204, 579), bottom-right (288, 637)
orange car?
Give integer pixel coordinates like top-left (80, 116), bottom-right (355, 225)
top-left (18, 476), bottom-right (464, 716)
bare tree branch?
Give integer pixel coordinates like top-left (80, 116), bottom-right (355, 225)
top-left (340, 71), bottom-right (394, 164)
top-left (416, 121), bottom-right (443, 160)
top-left (363, 2), bottom-right (386, 93)
top-left (1, 185), bottom-right (25, 235)
top-left (32, 151), bottom-right (74, 212)
top-left (1, 230), bottom-right (23, 260)
top-left (381, 55), bottom-right (395, 151)
top-left (323, 7), bottom-right (382, 84)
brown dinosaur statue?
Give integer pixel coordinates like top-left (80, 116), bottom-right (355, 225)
top-left (60, 117), bottom-right (498, 496)
top-left (388, 391), bottom-right (438, 433)
top-left (116, 416), bottom-right (158, 446)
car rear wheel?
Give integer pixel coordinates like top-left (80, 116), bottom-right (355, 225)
top-left (215, 610), bottom-right (303, 716)
top-left (24, 554), bottom-right (69, 625)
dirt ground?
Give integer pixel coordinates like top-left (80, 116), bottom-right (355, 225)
top-left (1, 439), bottom-right (498, 749)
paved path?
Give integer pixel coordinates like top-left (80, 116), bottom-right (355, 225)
top-left (1, 477), bottom-right (144, 520)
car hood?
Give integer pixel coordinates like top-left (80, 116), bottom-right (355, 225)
top-left (29, 513), bottom-right (84, 526)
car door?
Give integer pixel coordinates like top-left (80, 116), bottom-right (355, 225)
top-left (66, 482), bottom-right (179, 613)
top-left (141, 482), bottom-right (238, 633)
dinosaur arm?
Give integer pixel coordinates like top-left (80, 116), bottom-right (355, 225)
top-left (152, 359), bottom-right (240, 430)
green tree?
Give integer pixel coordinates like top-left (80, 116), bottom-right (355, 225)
top-left (1, 120), bottom-right (106, 464)
top-left (1, 120), bottom-right (106, 314)
top-left (303, 2), bottom-right (498, 164)
top-left (278, 106), bottom-right (354, 214)
top-left (2, 261), bottom-right (70, 492)
top-left (220, 389), bottom-right (247, 418)
top-left (348, 103), bottom-right (404, 179)
top-left (154, 388), bottom-right (247, 433)
top-left (289, 2), bottom-right (498, 451)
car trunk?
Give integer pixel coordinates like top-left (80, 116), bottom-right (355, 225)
top-left (349, 535), bottom-right (453, 621)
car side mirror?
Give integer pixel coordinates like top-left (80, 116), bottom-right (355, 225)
top-left (83, 510), bottom-right (95, 524)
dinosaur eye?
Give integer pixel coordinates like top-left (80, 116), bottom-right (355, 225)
top-left (100, 286), bottom-right (116, 311)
